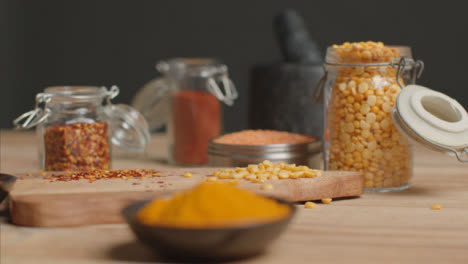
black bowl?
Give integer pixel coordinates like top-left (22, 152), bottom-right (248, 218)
top-left (122, 199), bottom-right (296, 262)
top-left (0, 173), bottom-right (17, 203)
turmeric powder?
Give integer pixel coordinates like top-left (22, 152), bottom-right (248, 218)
top-left (137, 182), bottom-right (290, 228)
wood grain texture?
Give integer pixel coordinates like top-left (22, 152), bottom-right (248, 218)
top-left (9, 169), bottom-right (363, 227)
top-left (2, 131), bottom-right (468, 264)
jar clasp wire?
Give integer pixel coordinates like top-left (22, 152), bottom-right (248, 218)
top-left (13, 93), bottom-right (52, 129)
top-left (103, 85), bottom-right (120, 106)
top-left (394, 57), bottom-right (425, 89)
top-left (207, 75), bottom-right (238, 106)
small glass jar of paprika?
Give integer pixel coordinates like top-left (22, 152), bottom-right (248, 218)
top-left (132, 58), bottom-right (238, 166)
top-left (14, 86), bottom-right (150, 171)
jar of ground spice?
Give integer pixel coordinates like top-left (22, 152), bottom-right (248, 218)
top-left (14, 86), bottom-right (150, 171)
top-left (132, 58), bottom-right (238, 166)
top-left (316, 41), bottom-right (424, 192)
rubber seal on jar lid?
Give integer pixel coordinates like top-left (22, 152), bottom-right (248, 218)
top-left (393, 84), bottom-right (468, 161)
top-left (104, 104), bottom-right (151, 152)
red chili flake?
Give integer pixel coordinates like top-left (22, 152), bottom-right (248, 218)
top-left (44, 122), bottom-right (110, 171)
top-left (132, 183), bottom-right (141, 185)
top-left (157, 181), bottom-right (164, 184)
top-left (20, 178), bottom-right (29, 180)
top-left (44, 169), bottom-right (162, 183)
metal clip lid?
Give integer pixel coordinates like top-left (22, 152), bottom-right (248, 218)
top-left (13, 85), bottom-right (150, 152)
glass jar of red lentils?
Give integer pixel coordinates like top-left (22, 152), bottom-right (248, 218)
top-left (14, 86), bottom-right (150, 171)
top-left (319, 42), bottom-right (424, 192)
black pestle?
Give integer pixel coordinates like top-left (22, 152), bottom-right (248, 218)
top-left (273, 9), bottom-right (322, 64)
top-left (248, 9), bottom-right (324, 138)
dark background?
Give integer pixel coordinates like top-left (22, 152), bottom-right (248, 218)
top-left (1, 0), bottom-right (467, 131)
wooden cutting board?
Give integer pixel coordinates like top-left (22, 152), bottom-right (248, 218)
top-left (9, 168), bottom-right (363, 227)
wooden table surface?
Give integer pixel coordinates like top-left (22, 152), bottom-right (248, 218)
top-left (1, 130), bottom-right (468, 264)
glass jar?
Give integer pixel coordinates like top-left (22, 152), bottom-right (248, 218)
top-left (318, 42), bottom-right (424, 192)
top-left (132, 58), bottom-right (237, 166)
top-left (14, 86), bottom-right (150, 171)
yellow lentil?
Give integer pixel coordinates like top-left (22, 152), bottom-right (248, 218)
top-left (212, 160), bottom-right (322, 184)
top-left (304, 201), bottom-right (318, 209)
top-left (261, 183), bottom-right (274, 191)
top-left (321, 198), bottom-right (332, 204)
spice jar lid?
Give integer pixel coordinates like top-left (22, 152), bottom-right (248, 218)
top-left (393, 84), bottom-right (468, 162)
top-left (104, 104), bottom-right (151, 152)
top-left (131, 58), bottom-right (238, 131)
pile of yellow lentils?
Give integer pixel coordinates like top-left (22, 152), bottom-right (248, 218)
top-left (210, 160), bottom-right (322, 184)
top-left (209, 160), bottom-right (327, 208)
top-left (326, 41), bottom-right (412, 189)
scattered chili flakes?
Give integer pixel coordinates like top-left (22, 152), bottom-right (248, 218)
top-left (45, 169), bottom-right (162, 183)
top-left (20, 177), bottom-right (29, 180)
top-left (132, 183), bottom-right (141, 185)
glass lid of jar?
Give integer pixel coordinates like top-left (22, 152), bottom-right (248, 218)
top-left (103, 103), bottom-right (150, 152)
top-left (391, 65), bottom-right (468, 165)
top-left (393, 84), bottom-right (468, 162)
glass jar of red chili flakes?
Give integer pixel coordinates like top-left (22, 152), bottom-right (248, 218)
top-left (14, 86), bottom-right (150, 171)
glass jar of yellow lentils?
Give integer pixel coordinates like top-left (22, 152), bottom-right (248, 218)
top-left (321, 41), bottom-right (423, 192)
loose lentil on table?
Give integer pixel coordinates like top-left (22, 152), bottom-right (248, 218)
top-left (304, 201), bottom-right (318, 209)
top-left (213, 130), bottom-right (316, 145)
top-left (44, 122), bottom-right (110, 171)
